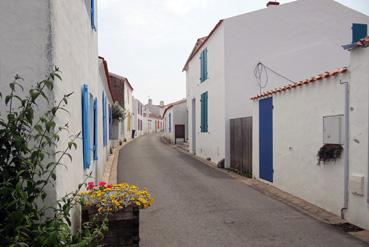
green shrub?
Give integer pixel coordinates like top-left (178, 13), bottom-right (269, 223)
top-left (0, 68), bottom-right (107, 246)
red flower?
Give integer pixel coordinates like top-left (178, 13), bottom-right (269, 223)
top-left (87, 182), bottom-right (94, 190)
top-left (107, 184), bottom-right (113, 188)
top-left (98, 181), bottom-right (107, 187)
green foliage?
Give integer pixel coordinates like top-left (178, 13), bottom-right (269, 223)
top-left (0, 68), bottom-right (108, 246)
top-left (111, 102), bottom-right (125, 120)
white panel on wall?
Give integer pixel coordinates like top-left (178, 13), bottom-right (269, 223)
top-left (349, 175), bottom-right (364, 196)
top-left (323, 115), bottom-right (344, 144)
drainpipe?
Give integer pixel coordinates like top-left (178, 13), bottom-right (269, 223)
top-left (341, 81), bottom-right (349, 219)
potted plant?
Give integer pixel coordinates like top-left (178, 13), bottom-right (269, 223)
top-left (80, 181), bottom-right (154, 246)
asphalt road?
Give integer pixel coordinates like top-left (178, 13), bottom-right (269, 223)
top-left (117, 134), bottom-right (367, 247)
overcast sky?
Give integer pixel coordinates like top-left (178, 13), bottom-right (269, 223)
top-left (98, 0), bottom-right (369, 105)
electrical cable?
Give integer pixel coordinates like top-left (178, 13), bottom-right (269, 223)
top-left (254, 62), bottom-right (294, 93)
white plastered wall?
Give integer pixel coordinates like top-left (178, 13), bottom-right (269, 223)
top-left (346, 46), bottom-right (369, 229)
top-left (223, 0), bottom-right (369, 168)
top-left (186, 24), bottom-right (226, 163)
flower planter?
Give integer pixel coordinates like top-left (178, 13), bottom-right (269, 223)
top-left (82, 205), bottom-right (140, 247)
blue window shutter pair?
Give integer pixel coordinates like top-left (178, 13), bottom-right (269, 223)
top-left (352, 23), bottom-right (367, 43)
top-left (200, 92), bottom-right (208, 132)
top-left (82, 85), bottom-right (90, 169)
top-left (109, 104), bottom-right (112, 139)
top-left (102, 92), bottom-right (107, 146)
top-left (93, 98), bottom-right (98, 160)
top-left (91, 0), bottom-right (97, 31)
top-left (200, 48), bottom-right (208, 82)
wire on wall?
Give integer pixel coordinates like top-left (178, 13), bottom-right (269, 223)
top-left (254, 62), bottom-right (295, 94)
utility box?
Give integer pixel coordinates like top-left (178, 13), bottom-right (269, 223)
top-left (349, 175), bottom-right (364, 196)
top-left (323, 115), bottom-right (344, 144)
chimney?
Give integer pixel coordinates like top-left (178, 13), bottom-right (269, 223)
top-left (160, 101), bottom-right (164, 107)
top-left (148, 98), bottom-right (153, 105)
top-left (266, 1), bottom-right (279, 7)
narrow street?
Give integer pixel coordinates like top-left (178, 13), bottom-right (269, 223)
top-left (117, 135), bottom-right (366, 247)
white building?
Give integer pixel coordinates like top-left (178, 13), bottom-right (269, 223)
top-left (133, 97), bottom-right (145, 137)
top-left (109, 73), bottom-right (134, 141)
top-left (163, 99), bottom-right (188, 144)
top-left (143, 99), bottom-right (164, 134)
top-left (252, 32), bottom-right (369, 229)
top-left (0, 0), bottom-right (114, 229)
top-left (183, 0), bottom-right (369, 167)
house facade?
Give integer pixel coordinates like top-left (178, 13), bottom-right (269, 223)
top-left (251, 32), bottom-right (369, 229)
top-left (143, 99), bottom-right (164, 134)
top-left (183, 0), bottom-right (369, 167)
top-left (133, 97), bottom-right (145, 137)
top-left (163, 99), bottom-right (188, 143)
top-left (0, 0), bottom-right (114, 230)
top-left (109, 73), bottom-right (134, 141)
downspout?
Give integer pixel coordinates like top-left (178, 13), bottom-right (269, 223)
top-left (341, 81), bottom-right (349, 219)
top-left (367, 85), bottom-right (369, 204)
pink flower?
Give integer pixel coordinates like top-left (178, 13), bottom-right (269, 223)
top-left (98, 181), bottom-right (107, 187)
top-left (107, 184), bottom-right (113, 189)
top-left (87, 182), bottom-right (94, 190)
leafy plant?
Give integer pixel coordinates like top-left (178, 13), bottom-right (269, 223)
top-left (0, 68), bottom-right (107, 246)
top-left (317, 144), bottom-right (343, 164)
top-left (111, 102), bottom-right (125, 120)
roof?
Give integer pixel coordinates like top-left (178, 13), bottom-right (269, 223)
top-left (98, 56), bottom-right (114, 101)
top-left (251, 67), bottom-right (348, 101)
top-left (148, 113), bottom-right (162, 120)
top-left (182, 20), bottom-right (223, 71)
top-left (343, 36), bottom-right (369, 50)
top-left (163, 99), bottom-right (186, 117)
top-left (109, 72), bottom-right (134, 91)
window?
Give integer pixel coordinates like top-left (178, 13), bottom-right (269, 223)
top-left (323, 115), bottom-right (344, 144)
top-left (102, 91), bottom-right (107, 146)
top-left (93, 98), bottom-right (98, 160)
top-left (91, 0), bottom-right (97, 31)
top-left (81, 85), bottom-right (90, 169)
top-left (200, 92), bottom-right (208, 132)
top-left (200, 48), bottom-right (208, 82)
top-left (109, 104), bottom-right (112, 140)
top-left (169, 113), bottom-right (172, 132)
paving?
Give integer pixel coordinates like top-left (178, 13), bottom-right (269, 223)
top-left (117, 134), bottom-right (368, 247)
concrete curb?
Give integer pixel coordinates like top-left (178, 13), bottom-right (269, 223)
top-left (170, 143), bottom-right (369, 244)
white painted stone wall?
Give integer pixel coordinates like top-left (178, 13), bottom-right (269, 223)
top-left (163, 101), bottom-right (188, 143)
top-left (346, 46), bottom-right (369, 229)
top-left (253, 73), bottom-right (347, 217)
top-left (133, 97), bottom-right (144, 137)
top-left (124, 83), bottom-right (133, 140)
top-left (186, 24), bottom-right (226, 163)
top-left (185, 0), bottom-right (369, 168)
top-left (224, 0), bottom-right (369, 168)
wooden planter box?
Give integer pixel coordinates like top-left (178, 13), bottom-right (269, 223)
top-left (82, 205), bottom-right (140, 247)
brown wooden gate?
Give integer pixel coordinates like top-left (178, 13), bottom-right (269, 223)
top-left (230, 117), bottom-right (252, 176)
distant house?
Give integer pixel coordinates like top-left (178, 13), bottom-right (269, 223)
top-left (163, 99), bottom-right (188, 144)
top-left (183, 0), bottom-right (369, 168)
top-left (143, 99), bottom-right (164, 134)
top-left (251, 28), bottom-right (369, 230)
top-left (0, 0), bottom-right (114, 230)
top-left (133, 97), bottom-right (145, 137)
top-left (109, 73), bottom-right (134, 141)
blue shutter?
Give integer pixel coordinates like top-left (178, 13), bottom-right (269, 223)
top-left (200, 92), bottom-right (208, 132)
top-left (109, 104), bottom-right (112, 139)
top-left (93, 97), bottom-right (98, 160)
top-left (200, 51), bottom-right (204, 82)
top-left (204, 92), bottom-right (208, 132)
top-left (102, 92), bottom-right (107, 146)
top-left (82, 85), bottom-right (90, 169)
top-left (352, 23), bottom-right (367, 43)
top-left (91, 0), bottom-right (97, 31)
top-left (204, 48), bottom-right (208, 80)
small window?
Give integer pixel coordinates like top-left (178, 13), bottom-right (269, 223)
top-left (200, 48), bottom-right (208, 82)
top-left (323, 115), bottom-right (344, 144)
